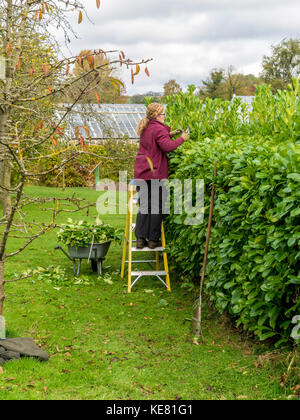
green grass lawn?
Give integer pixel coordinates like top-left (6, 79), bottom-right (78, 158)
top-left (0, 186), bottom-right (298, 400)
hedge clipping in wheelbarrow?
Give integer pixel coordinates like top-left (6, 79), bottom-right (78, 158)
top-left (55, 219), bottom-right (122, 276)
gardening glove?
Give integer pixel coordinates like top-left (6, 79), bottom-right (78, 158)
top-left (181, 131), bottom-right (190, 141)
top-left (170, 128), bottom-right (183, 137)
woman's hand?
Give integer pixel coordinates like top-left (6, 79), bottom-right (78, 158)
top-left (181, 131), bottom-right (190, 141)
top-left (170, 129), bottom-right (183, 137)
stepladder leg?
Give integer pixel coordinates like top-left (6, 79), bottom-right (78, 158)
top-left (155, 251), bottom-right (160, 271)
top-left (121, 209), bottom-right (129, 279)
top-left (161, 221), bottom-right (171, 292)
top-left (127, 185), bottom-right (134, 293)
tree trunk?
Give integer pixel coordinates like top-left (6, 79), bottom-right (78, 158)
top-left (0, 113), bottom-right (11, 217)
top-left (0, 258), bottom-right (5, 316)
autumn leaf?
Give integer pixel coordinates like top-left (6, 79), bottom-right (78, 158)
top-left (51, 136), bottom-right (58, 147)
top-left (42, 63), bottom-right (49, 77)
top-left (121, 51), bottom-right (125, 59)
top-left (77, 55), bottom-right (83, 67)
top-left (16, 55), bottom-right (21, 70)
top-left (56, 126), bottom-right (64, 136)
top-left (145, 67), bottom-right (150, 77)
top-left (35, 120), bottom-right (44, 131)
top-left (145, 156), bottom-right (154, 172)
top-left (6, 43), bottom-right (12, 57)
top-left (131, 68), bottom-right (134, 85)
top-left (80, 135), bottom-right (84, 147)
top-left (39, 8), bottom-right (43, 20)
top-left (96, 0), bottom-right (101, 8)
top-left (87, 53), bottom-right (94, 69)
top-left (133, 64), bottom-right (140, 76)
top-left (66, 61), bottom-right (70, 75)
top-left (29, 66), bottom-right (34, 76)
top-left (95, 92), bottom-right (101, 108)
top-left (83, 126), bottom-right (90, 137)
top-left (78, 10), bottom-right (83, 24)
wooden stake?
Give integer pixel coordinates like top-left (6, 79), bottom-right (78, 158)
top-left (193, 161), bottom-right (218, 340)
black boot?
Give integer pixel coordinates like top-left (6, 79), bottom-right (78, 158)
top-left (136, 238), bottom-right (148, 249)
top-left (148, 240), bottom-right (162, 249)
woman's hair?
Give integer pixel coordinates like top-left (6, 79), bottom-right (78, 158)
top-left (136, 102), bottom-right (164, 136)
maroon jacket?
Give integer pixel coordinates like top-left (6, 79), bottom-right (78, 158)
top-left (134, 120), bottom-right (185, 180)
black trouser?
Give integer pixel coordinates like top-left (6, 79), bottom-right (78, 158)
top-left (135, 180), bottom-right (167, 242)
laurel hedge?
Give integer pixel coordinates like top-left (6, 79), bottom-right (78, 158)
top-left (164, 81), bottom-right (300, 346)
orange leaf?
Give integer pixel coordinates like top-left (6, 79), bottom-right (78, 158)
top-left (42, 63), bottom-right (49, 76)
top-left (78, 10), bottom-right (83, 24)
top-left (83, 126), bottom-right (90, 137)
top-left (145, 67), bottom-right (150, 77)
top-left (39, 8), bottom-right (43, 20)
top-left (131, 69), bottom-right (134, 85)
top-left (95, 93), bottom-right (100, 108)
top-left (133, 64), bottom-right (140, 76)
top-left (145, 156), bottom-right (154, 172)
top-left (121, 51), bottom-right (125, 60)
top-left (29, 66), bottom-right (34, 76)
top-left (6, 43), bottom-right (12, 57)
top-left (51, 136), bottom-right (58, 147)
top-left (56, 126), bottom-right (64, 136)
top-left (87, 53), bottom-right (94, 69)
top-left (80, 135), bottom-right (84, 147)
top-left (96, 0), bottom-right (101, 8)
top-left (16, 56), bottom-right (21, 70)
top-left (35, 120), bottom-right (44, 131)
top-left (48, 86), bottom-right (52, 94)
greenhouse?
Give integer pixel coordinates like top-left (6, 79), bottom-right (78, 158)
top-left (57, 104), bottom-right (146, 143)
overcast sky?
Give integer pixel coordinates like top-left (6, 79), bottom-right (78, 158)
top-left (58, 0), bottom-right (300, 95)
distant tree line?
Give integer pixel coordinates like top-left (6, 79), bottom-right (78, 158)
top-left (127, 37), bottom-right (299, 103)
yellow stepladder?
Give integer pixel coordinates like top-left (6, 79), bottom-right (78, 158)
top-left (121, 181), bottom-right (171, 293)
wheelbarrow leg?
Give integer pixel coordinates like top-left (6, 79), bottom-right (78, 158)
top-left (97, 259), bottom-right (102, 276)
top-left (76, 258), bottom-right (82, 276)
top-left (73, 259), bottom-right (77, 276)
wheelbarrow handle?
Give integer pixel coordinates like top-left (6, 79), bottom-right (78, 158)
top-left (54, 246), bottom-right (73, 261)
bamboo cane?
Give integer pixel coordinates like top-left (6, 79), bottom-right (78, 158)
top-left (193, 161), bottom-right (218, 340)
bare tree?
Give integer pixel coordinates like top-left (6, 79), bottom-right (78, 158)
top-left (0, 0), bottom-right (151, 316)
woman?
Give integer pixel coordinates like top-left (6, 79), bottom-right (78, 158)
top-left (133, 102), bottom-right (189, 249)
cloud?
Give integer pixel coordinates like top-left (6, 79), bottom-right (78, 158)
top-left (55, 0), bottom-right (300, 94)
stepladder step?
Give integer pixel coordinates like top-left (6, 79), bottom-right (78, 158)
top-left (131, 271), bottom-right (167, 276)
top-left (131, 246), bottom-right (165, 252)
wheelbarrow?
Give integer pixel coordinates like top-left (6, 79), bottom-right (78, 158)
top-left (54, 242), bottom-right (111, 276)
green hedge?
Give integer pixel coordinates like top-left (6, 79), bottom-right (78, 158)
top-left (164, 82), bottom-right (300, 346)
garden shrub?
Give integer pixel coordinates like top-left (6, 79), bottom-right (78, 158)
top-left (164, 81), bottom-right (300, 345)
top-left (30, 140), bottom-right (138, 187)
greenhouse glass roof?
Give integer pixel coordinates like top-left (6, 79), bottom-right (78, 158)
top-left (57, 104), bottom-right (146, 141)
